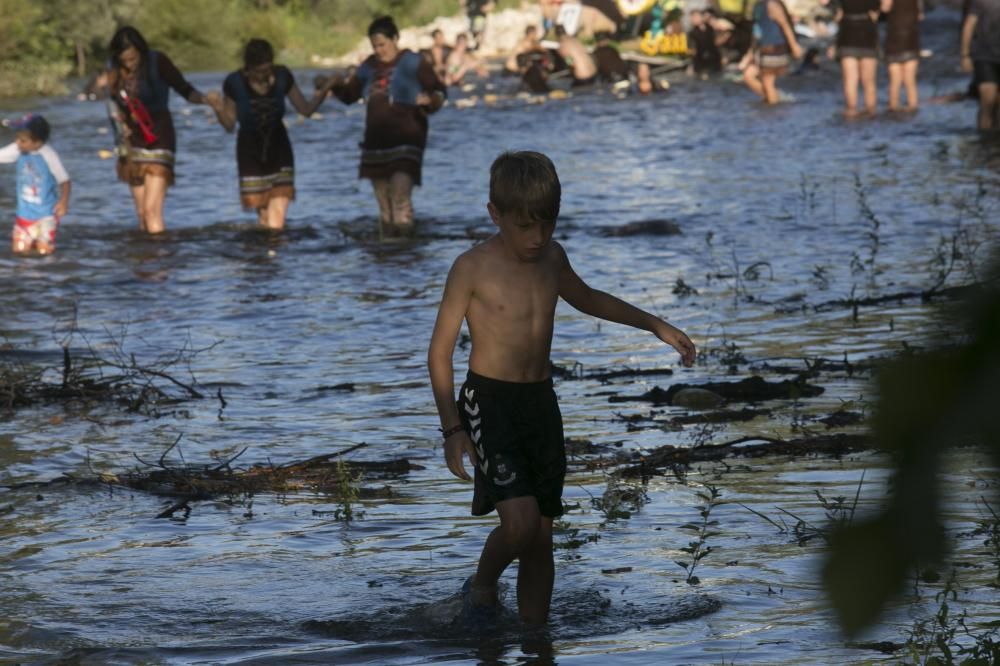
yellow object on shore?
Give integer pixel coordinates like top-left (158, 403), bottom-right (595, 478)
top-left (640, 31), bottom-right (688, 56)
top-left (618, 0), bottom-right (657, 15)
top-left (97, 149), bottom-right (115, 160)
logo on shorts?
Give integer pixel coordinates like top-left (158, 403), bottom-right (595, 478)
top-left (492, 457), bottom-right (517, 487)
top-left (463, 388), bottom-right (488, 476)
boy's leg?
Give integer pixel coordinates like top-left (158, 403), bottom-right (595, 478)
top-left (11, 225), bottom-right (31, 255)
top-left (140, 174), bottom-right (168, 234)
top-left (860, 57), bottom-right (878, 113)
top-left (264, 196), bottom-right (290, 230)
top-left (517, 515), bottom-right (554, 625)
top-left (903, 59), bottom-right (919, 109)
top-left (388, 172), bottom-right (414, 230)
top-left (841, 57), bottom-right (860, 113)
top-left (472, 496), bottom-right (543, 606)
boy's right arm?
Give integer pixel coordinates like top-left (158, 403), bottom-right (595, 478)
top-left (0, 143), bottom-right (18, 164)
top-left (428, 255), bottom-right (477, 481)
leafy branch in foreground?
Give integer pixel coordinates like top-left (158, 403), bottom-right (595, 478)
top-left (821, 249), bottom-right (1000, 636)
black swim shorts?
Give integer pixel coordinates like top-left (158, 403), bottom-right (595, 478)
top-left (458, 371), bottom-right (566, 518)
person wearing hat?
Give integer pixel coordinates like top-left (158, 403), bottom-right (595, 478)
top-left (0, 114), bottom-right (71, 256)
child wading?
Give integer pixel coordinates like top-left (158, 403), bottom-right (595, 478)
top-left (0, 115), bottom-right (71, 256)
top-left (428, 151), bottom-right (696, 626)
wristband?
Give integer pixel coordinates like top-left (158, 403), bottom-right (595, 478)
top-left (440, 424), bottom-right (465, 440)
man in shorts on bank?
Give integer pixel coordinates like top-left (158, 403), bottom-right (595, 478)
top-left (428, 151), bottom-right (696, 626)
top-left (961, 0), bottom-right (1000, 130)
top-left (0, 114), bottom-right (71, 255)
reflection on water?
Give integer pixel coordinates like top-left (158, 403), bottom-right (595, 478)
top-left (2, 9), bottom-right (999, 664)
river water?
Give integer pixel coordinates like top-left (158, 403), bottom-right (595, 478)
top-left (2, 9), bottom-right (999, 665)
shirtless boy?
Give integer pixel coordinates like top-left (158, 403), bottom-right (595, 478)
top-left (428, 151), bottom-right (696, 626)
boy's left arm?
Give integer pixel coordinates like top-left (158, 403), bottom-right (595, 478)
top-left (557, 245), bottom-right (696, 366)
top-left (55, 181), bottom-right (71, 218)
top-left (41, 146), bottom-right (70, 217)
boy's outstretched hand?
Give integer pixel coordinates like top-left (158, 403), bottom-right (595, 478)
top-left (444, 430), bottom-right (478, 481)
top-left (656, 321), bottom-right (697, 367)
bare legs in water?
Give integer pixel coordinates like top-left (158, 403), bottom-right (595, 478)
top-left (371, 171), bottom-right (415, 237)
top-left (467, 496), bottom-right (555, 626)
top-left (742, 63), bottom-right (781, 104)
top-left (256, 195), bottom-right (290, 230)
top-left (129, 173), bottom-right (168, 234)
top-left (841, 56), bottom-right (878, 116)
top-left (888, 59), bottom-right (919, 112)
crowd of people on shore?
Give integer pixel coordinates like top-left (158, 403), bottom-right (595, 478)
top-left (1, 0), bottom-right (999, 256)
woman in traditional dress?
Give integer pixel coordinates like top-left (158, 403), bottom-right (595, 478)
top-left (107, 26), bottom-right (219, 234)
top-left (327, 16), bottom-right (446, 238)
top-left (210, 39), bottom-right (331, 229)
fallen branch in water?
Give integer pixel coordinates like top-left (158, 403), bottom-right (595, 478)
top-left (619, 432), bottom-right (874, 478)
top-left (0, 442), bottom-right (424, 518)
top-left (0, 321), bottom-right (217, 416)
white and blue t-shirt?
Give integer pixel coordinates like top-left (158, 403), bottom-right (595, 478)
top-left (0, 142), bottom-right (70, 221)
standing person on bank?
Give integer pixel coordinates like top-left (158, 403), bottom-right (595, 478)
top-left (107, 26), bottom-right (219, 234)
top-left (327, 16), bottom-right (446, 238)
top-left (835, 0), bottom-right (881, 115)
top-left (210, 39), bottom-right (332, 230)
top-left (428, 151), bottom-right (696, 626)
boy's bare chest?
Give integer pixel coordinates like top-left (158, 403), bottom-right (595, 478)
top-left (473, 267), bottom-right (559, 319)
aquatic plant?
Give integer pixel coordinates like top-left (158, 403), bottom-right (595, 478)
top-left (330, 458), bottom-right (364, 523)
top-left (850, 173), bottom-right (883, 296)
top-left (589, 471), bottom-right (648, 524)
top-left (739, 473), bottom-right (865, 547)
top-left (673, 484), bottom-right (722, 585)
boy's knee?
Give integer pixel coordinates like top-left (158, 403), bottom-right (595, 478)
top-left (501, 516), bottom-right (541, 552)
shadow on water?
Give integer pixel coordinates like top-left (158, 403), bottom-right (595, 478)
top-left (303, 586), bottom-right (720, 664)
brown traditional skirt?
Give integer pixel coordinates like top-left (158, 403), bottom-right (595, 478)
top-left (236, 125), bottom-right (296, 210)
top-left (116, 147), bottom-right (175, 187)
top-left (358, 144), bottom-right (424, 185)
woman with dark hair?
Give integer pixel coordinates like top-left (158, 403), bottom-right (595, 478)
top-left (107, 26), bottom-right (219, 234)
top-left (327, 16), bottom-right (446, 238)
top-left (210, 39), bottom-right (331, 229)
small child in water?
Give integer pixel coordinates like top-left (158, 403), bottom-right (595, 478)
top-left (0, 114), bottom-right (71, 255)
top-left (428, 151), bottom-right (696, 626)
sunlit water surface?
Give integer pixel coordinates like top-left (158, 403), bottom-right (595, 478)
top-left (2, 10), bottom-right (999, 664)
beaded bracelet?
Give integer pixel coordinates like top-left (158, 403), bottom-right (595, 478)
top-left (440, 424), bottom-right (465, 440)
